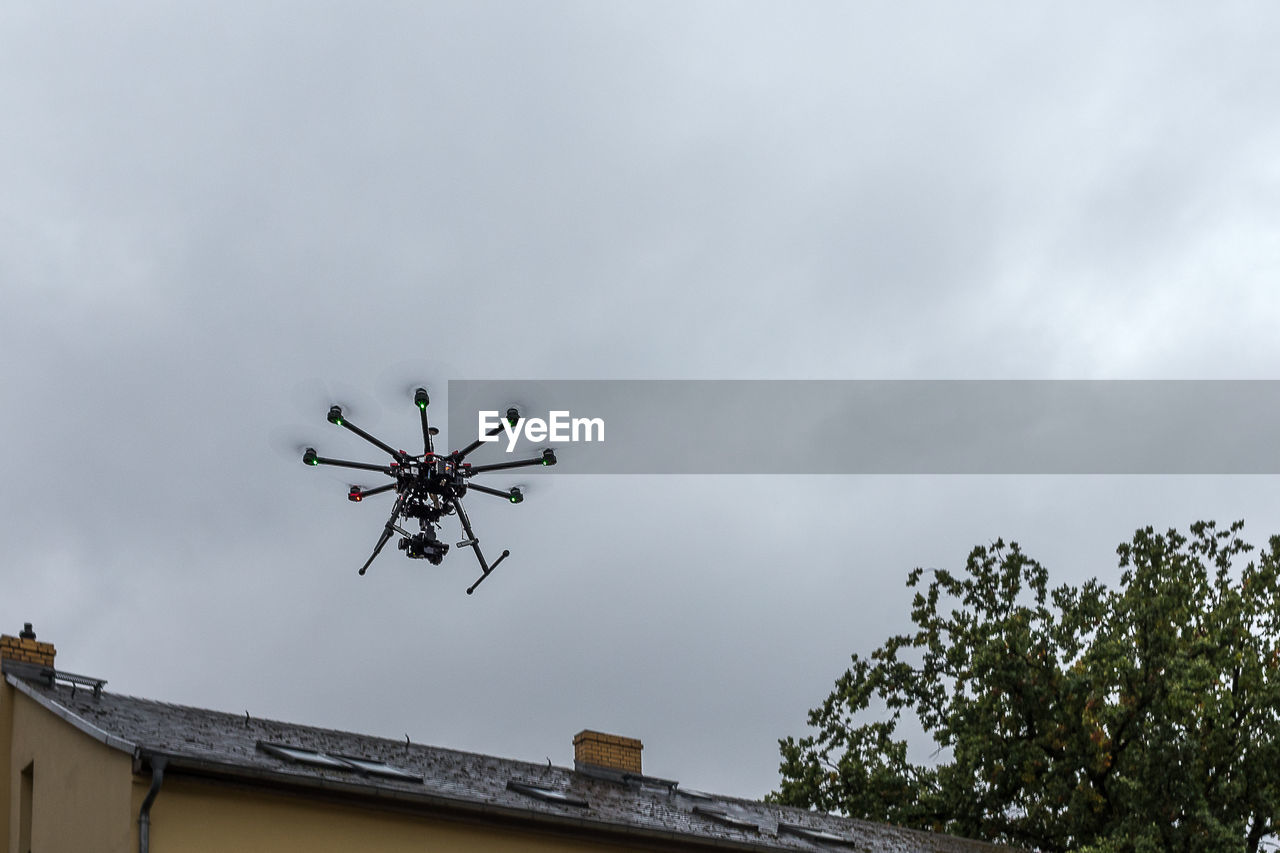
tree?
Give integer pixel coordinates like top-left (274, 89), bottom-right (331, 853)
top-left (770, 521), bottom-right (1280, 852)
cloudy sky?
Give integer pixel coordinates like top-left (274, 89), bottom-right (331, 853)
top-left (4, 3), bottom-right (1280, 800)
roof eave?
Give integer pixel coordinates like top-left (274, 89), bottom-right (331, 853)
top-left (5, 673), bottom-right (138, 755)
top-left (134, 748), bottom-right (801, 853)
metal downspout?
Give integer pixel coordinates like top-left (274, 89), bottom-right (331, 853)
top-left (138, 756), bottom-right (167, 853)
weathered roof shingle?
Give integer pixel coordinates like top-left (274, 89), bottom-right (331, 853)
top-left (7, 672), bottom-right (1005, 852)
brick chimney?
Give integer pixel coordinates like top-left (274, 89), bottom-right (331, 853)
top-left (0, 623), bottom-right (56, 669)
top-left (574, 730), bottom-right (643, 775)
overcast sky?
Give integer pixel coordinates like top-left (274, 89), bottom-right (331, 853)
top-left (4, 2), bottom-right (1280, 801)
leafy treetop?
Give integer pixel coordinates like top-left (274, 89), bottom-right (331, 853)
top-left (770, 521), bottom-right (1280, 853)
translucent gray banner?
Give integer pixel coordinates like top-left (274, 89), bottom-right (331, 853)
top-left (444, 380), bottom-right (1280, 474)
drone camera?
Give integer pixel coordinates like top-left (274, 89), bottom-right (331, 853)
top-left (399, 533), bottom-right (449, 565)
top-left (303, 447), bottom-right (318, 466)
top-left (348, 486), bottom-right (362, 502)
top-left (541, 448), bottom-right (557, 466)
top-left (327, 405), bottom-right (344, 426)
top-left (414, 388), bottom-right (430, 409)
top-left (508, 487), bottom-right (523, 504)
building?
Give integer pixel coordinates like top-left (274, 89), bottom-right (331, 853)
top-left (2, 625), bottom-right (1005, 852)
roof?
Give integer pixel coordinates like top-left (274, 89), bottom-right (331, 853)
top-left (5, 670), bottom-right (1006, 853)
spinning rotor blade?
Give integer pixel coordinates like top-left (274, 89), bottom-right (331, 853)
top-left (376, 357), bottom-right (460, 407)
top-left (291, 378), bottom-right (383, 429)
top-left (268, 424), bottom-right (328, 462)
top-left (501, 478), bottom-right (554, 501)
top-left (269, 425), bottom-right (358, 487)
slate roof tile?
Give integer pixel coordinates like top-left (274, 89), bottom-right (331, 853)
top-left (9, 673), bottom-right (1010, 853)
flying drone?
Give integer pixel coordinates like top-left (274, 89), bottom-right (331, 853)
top-left (301, 388), bottom-right (555, 594)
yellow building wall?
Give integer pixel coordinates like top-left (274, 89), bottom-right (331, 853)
top-left (149, 776), bottom-right (665, 853)
top-left (0, 681), bottom-right (674, 853)
top-left (4, 687), bottom-right (135, 853)
top-left (0, 681), bottom-right (13, 849)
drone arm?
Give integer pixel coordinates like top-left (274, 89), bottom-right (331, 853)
top-left (351, 482), bottom-right (398, 499)
top-left (328, 408), bottom-right (403, 461)
top-left (304, 451), bottom-right (395, 475)
top-left (419, 407), bottom-right (434, 455)
top-left (453, 422), bottom-right (508, 463)
top-left (466, 483), bottom-right (519, 501)
top-left (339, 420), bottom-right (402, 460)
top-left (466, 450), bottom-right (554, 474)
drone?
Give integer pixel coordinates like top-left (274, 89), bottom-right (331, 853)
top-left (301, 387), bottom-right (555, 594)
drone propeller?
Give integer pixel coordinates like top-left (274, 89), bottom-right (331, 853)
top-left (503, 479), bottom-right (555, 501)
top-left (268, 426), bottom-right (355, 485)
top-left (376, 358), bottom-right (460, 410)
top-left (291, 378), bottom-right (383, 430)
top-left (268, 425), bottom-right (325, 461)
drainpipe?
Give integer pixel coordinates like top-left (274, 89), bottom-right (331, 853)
top-left (138, 755), bottom-right (167, 853)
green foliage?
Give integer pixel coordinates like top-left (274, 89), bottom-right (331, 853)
top-left (769, 522), bottom-right (1280, 853)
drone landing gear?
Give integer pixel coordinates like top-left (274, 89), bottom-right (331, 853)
top-left (466, 550), bottom-right (510, 595)
top-left (359, 497), bottom-right (407, 575)
top-left (452, 499), bottom-right (510, 595)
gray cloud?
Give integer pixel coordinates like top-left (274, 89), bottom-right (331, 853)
top-left (4, 2), bottom-right (1280, 799)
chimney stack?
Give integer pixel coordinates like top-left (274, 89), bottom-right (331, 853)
top-left (1, 623), bottom-right (56, 669)
top-left (574, 730), bottom-right (643, 775)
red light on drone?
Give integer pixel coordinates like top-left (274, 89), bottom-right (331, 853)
top-left (348, 487), bottom-right (362, 502)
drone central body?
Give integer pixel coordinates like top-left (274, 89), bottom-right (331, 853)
top-left (302, 388), bottom-right (555, 594)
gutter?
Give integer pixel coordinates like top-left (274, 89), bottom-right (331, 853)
top-left (138, 756), bottom-right (166, 853)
